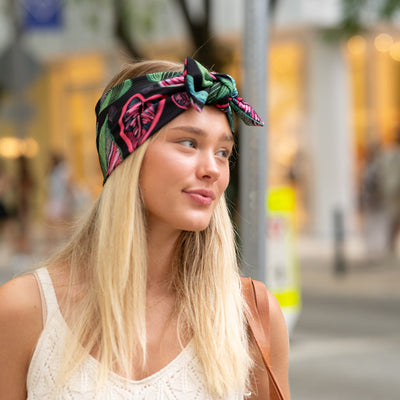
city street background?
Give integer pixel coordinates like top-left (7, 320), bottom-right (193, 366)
top-left (1, 1), bottom-right (400, 399)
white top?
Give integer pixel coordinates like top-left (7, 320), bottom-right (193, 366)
top-left (27, 268), bottom-right (243, 399)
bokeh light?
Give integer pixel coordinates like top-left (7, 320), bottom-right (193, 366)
top-left (0, 137), bottom-right (39, 158)
top-left (389, 40), bottom-right (400, 61)
top-left (347, 35), bottom-right (366, 56)
top-left (374, 33), bottom-right (394, 53)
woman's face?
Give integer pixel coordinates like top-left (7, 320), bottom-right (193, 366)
top-left (140, 106), bottom-right (233, 234)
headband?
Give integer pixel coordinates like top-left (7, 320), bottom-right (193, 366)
top-left (96, 57), bottom-right (264, 183)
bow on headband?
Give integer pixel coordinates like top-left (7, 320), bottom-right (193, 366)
top-left (96, 57), bottom-right (264, 183)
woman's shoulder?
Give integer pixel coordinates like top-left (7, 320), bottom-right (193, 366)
top-left (0, 274), bottom-right (43, 397)
top-left (0, 273), bottom-right (43, 354)
top-left (266, 290), bottom-right (286, 327)
top-left (0, 273), bottom-right (41, 313)
top-left (1, 271), bottom-right (39, 304)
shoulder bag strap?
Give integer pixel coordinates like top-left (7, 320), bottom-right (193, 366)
top-left (241, 277), bottom-right (286, 400)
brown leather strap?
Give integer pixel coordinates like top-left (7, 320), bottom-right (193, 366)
top-left (241, 277), bottom-right (286, 400)
top-left (241, 277), bottom-right (272, 366)
top-left (252, 279), bottom-right (271, 364)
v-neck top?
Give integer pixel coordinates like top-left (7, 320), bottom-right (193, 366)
top-left (27, 268), bottom-right (243, 399)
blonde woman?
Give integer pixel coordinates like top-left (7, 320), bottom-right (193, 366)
top-left (0, 57), bottom-right (290, 399)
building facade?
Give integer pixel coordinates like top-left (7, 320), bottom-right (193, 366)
top-left (0, 0), bottom-right (399, 243)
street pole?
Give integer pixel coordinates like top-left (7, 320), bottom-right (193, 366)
top-left (12, 0), bottom-right (25, 139)
top-left (240, 0), bottom-right (268, 282)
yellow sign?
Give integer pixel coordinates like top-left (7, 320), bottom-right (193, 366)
top-left (266, 186), bottom-right (301, 333)
top-left (267, 186), bottom-right (296, 212)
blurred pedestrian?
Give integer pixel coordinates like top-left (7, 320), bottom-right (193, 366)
top-left (45, 153), bottom-right (73, 224)
top-left (0, 161), bottom-right (13, 237)
top-left (0, 58), bottom-right (290, 399)
top-left (43, 153), bottom-right (75, 252)
top-left (0, 162), bottom-right (9, 224)
top-left (361, 141), bottom-right (386, 258)
top-left (379, 129), bottom-right (400, 255)
top-left (15, 155), bottom-right (34, 254)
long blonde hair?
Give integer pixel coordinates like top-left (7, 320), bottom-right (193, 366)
top-left (46, 60), bottom-right (253, 397)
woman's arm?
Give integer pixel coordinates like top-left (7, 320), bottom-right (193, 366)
top-left (268, 290), bottom-right (290, 399)
top-left (0, 275), bottom-right (42, 399)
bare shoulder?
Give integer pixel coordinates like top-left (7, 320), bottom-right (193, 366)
top-left (0, 274), bottom-right (43, 399)
top-left (267, 290), bottom-right (287, 331)
top-left (0, 273), bottom-right (42, 327)
top-left (267, 289), bottom-right (289, 364)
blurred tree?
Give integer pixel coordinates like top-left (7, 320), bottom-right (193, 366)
top-left (113, 0), bottom-right (280, 70)
top-left (174, 0), bottom-right (226, 70)
top-left (325, 0), bottom-right (400, 40)
top-left (113, 0), bottom-right (154, 60)
top-left (113, 0), bottom-right (233, 71)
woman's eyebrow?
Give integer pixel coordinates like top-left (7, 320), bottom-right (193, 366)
top-left (171, 125), bottom-right (234, 142)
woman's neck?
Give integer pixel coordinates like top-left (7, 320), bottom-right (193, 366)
top-left (146, 227), bottom-right (180, 292)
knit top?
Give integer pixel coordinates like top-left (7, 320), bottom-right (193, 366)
top-left (27, 267), bottom-right (243, 399)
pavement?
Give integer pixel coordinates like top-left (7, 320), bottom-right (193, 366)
top-left (291, 236), bottom-right (400, 400)
top-left (297, 234), bottom-right (400, 300)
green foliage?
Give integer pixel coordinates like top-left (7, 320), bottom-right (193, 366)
top-left (71, 0), bottom-right (109, 30)
top-left (378, 0), bottom-right (400, 18)
top-left (123, 0), bottom-right (167, 37)
top-left (322, 0), bottom-right (400, 41)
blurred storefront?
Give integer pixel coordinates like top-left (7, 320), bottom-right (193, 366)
top-left (0, 1), bottom-right (117, 221)
top-left (0, 52), bottom-right (106, 217)
top-left (267, 30), bottom-right (355, 239)
top-left (348, 31), bottom-right (400, 169)
top-left (44, 54), bottom-right (106, 195)
top-left (267, 1), bottom-right (400, 244)
top-left (1, 0), bottom-right (400, 241)
top-left (267, 26), bottom-right (400, 240)
top-left (268, 38), bottom-right (308, 229)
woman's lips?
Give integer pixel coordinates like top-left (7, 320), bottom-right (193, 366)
top-left (184, 189), bottom-right (215, 206)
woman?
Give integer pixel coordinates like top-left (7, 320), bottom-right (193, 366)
top-left (0, 57), bottom-right (290, 399)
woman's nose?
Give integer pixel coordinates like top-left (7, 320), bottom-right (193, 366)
top-left (197, 151), bottom-right (220, 181)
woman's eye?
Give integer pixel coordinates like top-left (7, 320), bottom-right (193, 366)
top-left (179, 139), bottom-right (196, 148)
top-left (216, 149), bottom-right (232, 158)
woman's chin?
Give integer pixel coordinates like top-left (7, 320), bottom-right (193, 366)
top-left (179, 219), bottom-right (211, 233)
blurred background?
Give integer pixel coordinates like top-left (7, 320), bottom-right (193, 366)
top-left (0, 0), bottom-right (399, 399)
